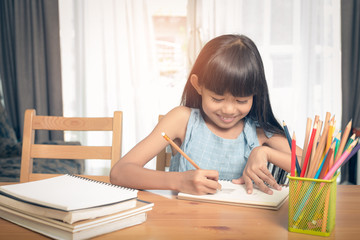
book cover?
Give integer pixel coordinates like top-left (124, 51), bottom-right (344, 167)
top-left (0, 175), bottom-right (137, 211)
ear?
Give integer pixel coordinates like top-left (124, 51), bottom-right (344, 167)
top-left (190, 74), bottom-right (202, 95)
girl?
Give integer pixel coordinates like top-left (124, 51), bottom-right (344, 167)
top-left (110, 34), bottom-right (295, 195)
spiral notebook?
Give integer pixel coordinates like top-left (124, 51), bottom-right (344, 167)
top-left (178, 180), bottom-right (289, 210)
top-left (0, 199), bottom-right (153, 240)
top-left (0, 175), bottom-right (138, 211)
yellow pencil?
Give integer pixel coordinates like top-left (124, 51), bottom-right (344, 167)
top-left (161, 132), bottom-right (200, 169)
top-left (322, 115), bottom-right (335, 162)
top-left (326, 116), bottom-right (335, 148)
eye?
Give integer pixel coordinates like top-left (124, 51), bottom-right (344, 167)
top-left (211, 97), bottom-right (223, 102)
top-left (236, 100), bottom-right (248, 104)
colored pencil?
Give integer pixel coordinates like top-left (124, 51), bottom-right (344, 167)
top-left (329, 132), bottom-right (341, 170)
top-left (323, 140), bottom-right (358, 180)
top-left (161, 132), bottom-right (200, 169)
top-left (300, 122), bottom-right (318, 178)
top-left (325, 116), bottom-right (335, 149)
top-left (319, 141), bottom-right (336, 178)
top-left (338, 140), bottom-right (360, 169)
top-left (322, 115), bottom-right (335, 161)
top-left (343, 133), bottom-right (355, 152)
top-left (323, 112), bottom-right (331, 130)
top-left (334, 132), bottom-right (341, 159)
top-left (291, 132), bottom-right (296, 177)
top-left (310, 120), bottom-right (322, 163)
top-left (301, 118), bottom-right (312, 168)
top-left (318, 148), bottom-right (334, 179)
top-left (307, 120), bottom-right (322, 177)
top-left (298, 122), bottom-right (331, 221)
top-left (334, 120), bottom-right (352, 162)
top-left (283, 121), bottom-right (301, 174)
top-left (307, 122), bottom-right (329, 178)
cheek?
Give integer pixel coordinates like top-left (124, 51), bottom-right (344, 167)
top-left (202, 100), bottom-right (215, 113)
top-left (241, 103), bottom-right (253, 114)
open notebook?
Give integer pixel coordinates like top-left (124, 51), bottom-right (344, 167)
top-left (178, 180), bottom-right (289, 210)
top-left (0, 175), bottom-right (137, 211)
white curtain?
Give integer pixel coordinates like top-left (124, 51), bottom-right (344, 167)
top-left (188, 0), bottom-right (341, 145)
top-left (59, 0), bottom-right (341, 173)
top-left (59, 0), bottom-right (160, 174)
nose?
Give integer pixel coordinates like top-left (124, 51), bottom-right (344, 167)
top-left (221, 101), bottom-right (236, 115)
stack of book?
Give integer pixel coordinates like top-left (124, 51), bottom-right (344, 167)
top-left (0, 175), bottom-right (153, 239)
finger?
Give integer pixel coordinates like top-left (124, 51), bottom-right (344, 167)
top-left (202, 169), bottom-right (219, 181)
top-left (204, 178), bottom-right (222, 192)
top-left (253, 166), bottom-right (277, 187)
top-left (202, 170), bottom-right (222, 190)
top-left (195, 181), bottom-right (219, 195)
top-left (232, 177), bottom-right (245, 185)
top-left (191, 180), bottom-right (218, 195)
top-left (243, 175), bottom-right (254, 194)
top-left (243, 167), bottom-right (273, 194)
top-left (205, 186), bottom-right (219, 194)
top-left (260, 168), bottom-right (282, 191)
top-left (251, 173), bottom-right (273, 195)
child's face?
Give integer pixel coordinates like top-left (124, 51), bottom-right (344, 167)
top-left (200, 88), bottom-right (253, 129)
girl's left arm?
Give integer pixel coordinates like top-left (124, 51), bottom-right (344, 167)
top-left (232, 129), bottom-right (302, 195)
top-left (260, 131), bottom-right (303, 172)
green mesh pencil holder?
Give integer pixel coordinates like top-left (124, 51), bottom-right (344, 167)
top-left (287, 172), bottom-right (339, 237)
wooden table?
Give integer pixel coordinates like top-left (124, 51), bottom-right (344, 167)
top-left (0, 185), bottom-right (359, 239)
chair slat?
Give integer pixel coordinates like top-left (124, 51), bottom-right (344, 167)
top-left (156, 115), bottom-right (173, 171)
top-left (31, 145), bottom-right (112, 159)
top-left (32, 116), bottom-right (113, 131)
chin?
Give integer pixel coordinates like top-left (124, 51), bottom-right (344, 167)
top-left (216, 121), bottom-right (238, 129)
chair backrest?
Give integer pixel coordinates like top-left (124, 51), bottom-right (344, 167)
top-left (20, 109), bottom-right (122, 183)
top-left (156, 115), bottom-right (172, 171)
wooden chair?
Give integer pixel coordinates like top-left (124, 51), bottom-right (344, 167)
top-left (20, 109), bottom-right (122, 183)
top-left (156, 115), bottom-right (172, 171)
top-left (156, 145), bottom-right (172, 171)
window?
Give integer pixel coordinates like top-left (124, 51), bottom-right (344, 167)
top-left (59, 0), bottom-right (341, 174)
top-left (148, 0), bottom-right (188, 113)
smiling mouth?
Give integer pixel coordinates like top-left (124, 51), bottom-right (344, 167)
top-left (219, 115), bottom-right (236, 123)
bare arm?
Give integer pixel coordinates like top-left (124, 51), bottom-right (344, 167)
top-left (259, 131), bottom-right (303, 172)
top-left (110, 106), bottom-right (221, 194)
top-left (233, 129), bottom-right (303, 194)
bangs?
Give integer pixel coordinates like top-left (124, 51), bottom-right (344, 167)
top-left (201, 44), bottom-right (260, 97)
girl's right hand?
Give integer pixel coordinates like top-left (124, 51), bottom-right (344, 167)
top-left (177, 169), bottom-right (221, 195)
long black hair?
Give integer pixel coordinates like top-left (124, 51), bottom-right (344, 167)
top-left (181, 34), bottom-right (284, 135)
